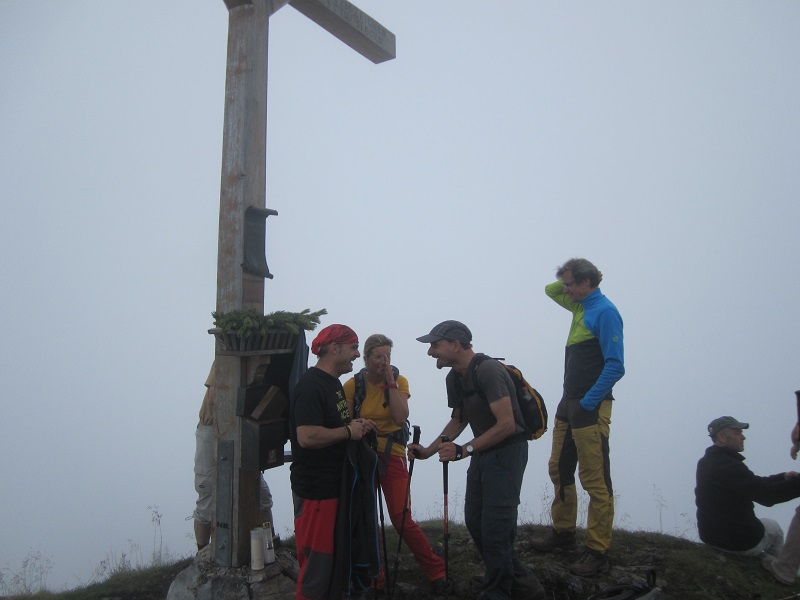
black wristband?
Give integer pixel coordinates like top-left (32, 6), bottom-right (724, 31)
top-left (454, 443), bottom-right (463, 460)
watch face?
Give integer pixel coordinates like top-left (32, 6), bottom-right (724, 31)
top-left (466, 444), bottom-right (474, 454)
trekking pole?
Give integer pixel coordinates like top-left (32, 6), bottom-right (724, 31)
top-left (795, 390), bottom-right (800, 425)
top-left (441, 435), bottom-right (450, 585)
top-left (389, 425), bottom-right (421, 600)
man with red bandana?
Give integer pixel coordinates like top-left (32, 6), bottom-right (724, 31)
top-left (289, 324), bottom-right (376, 600)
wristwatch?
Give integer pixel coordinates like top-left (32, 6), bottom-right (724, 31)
top-left (465, 443), bottom-right (475, 456)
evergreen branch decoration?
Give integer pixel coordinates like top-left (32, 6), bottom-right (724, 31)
top-left (212, 308), bottom-right (327, 338)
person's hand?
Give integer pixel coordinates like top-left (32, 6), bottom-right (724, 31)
top-left (350, 417), bottom-right (378, 440)
top-left (437, 441), bottom-right (458, 462)
top-left (384, 355), bottom-right (396, 386)
top-left (407, 443), bottom-right (421, 460)
top-left (348, 419), bottom-right (366, 441)
top-left (348, 418), bottom-right (377, 441)
top-left (407, 443), bottom-right (430, 460)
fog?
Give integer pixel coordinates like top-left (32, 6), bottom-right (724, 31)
top-left (1, 0), bottom-right (799, 590)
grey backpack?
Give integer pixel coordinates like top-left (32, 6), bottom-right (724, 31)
top-left (586, 570), bottom-right (661, 600)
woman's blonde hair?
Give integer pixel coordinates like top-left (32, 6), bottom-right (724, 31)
top-left (363, 333), bottom-right (393, 360)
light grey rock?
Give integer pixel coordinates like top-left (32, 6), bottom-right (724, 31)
top-left (168, 549), bottom-right (298, 600)
top-left (196, 574), bottom-right (250, 600)
top-left (166, 563), bottom-right (200, 600)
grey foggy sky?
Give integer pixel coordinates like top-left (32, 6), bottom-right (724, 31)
top-left (1, 0), bottom-right (799, 590)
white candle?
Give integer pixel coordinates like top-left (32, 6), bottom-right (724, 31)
top-left (250, 527), bottom-right (265, 570)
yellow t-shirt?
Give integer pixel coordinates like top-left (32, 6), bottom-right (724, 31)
top-left (343, 373), bottom-right (410, 457)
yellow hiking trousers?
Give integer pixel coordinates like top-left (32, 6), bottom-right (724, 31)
top-left (548, 399), bottom-right (613, 554)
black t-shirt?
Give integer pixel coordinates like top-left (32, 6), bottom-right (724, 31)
top-left (289, 367), bottom-right (351, 499)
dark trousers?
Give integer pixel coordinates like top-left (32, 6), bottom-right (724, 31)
top-left (464, 439), bottom-right (529, 600)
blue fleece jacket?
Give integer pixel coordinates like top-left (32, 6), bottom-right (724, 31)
top-left (545, 283), bottom-right (625, 411)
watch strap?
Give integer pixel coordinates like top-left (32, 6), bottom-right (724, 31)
top-left (454, 443), bottom-right (463, 460)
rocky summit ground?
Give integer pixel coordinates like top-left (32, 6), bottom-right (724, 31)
top-left (395, 522), bottom-right (800, 600)
top-left (8, 522), bottom-right (800, 600)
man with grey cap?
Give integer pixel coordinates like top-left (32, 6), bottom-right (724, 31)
top-left (409, 320), bottom-right (544, 600)
top-left (695, 416), bottom-right (800, 558)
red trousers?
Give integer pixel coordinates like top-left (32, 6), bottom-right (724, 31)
top-left (379, 453), bottom-right (446, 582)
top-left (294, 496), bottom-right (339, 600)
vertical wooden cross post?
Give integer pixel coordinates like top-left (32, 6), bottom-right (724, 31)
top-left (214, 0), bottom-right (395, 567)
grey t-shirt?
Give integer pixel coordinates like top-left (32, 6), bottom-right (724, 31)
top-left (447, 354), bottom-right (525, 440)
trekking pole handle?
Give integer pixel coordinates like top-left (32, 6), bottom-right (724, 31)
top-left (409, 426), bottom-right (422, 459)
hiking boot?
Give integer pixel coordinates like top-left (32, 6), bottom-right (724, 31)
top-left (430, 577), bottom-right (453, 596)
top-left (528, 528), bottom-right (577, 552)
top-left (512, 572), bottom-right (545, 600)
top-left (568, 550), bottom-right (610, 577)
top-left (761, 554), bottom-right (795, 585)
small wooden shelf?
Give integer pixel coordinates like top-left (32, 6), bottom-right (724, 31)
top-left (209, 328), bottom-right (297, 356)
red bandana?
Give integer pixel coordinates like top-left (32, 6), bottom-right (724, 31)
top-left (311, 324), bottom-right (358, 356)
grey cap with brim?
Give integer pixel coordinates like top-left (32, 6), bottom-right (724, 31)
top-left (707, 416), bottom-right (749, 437)
top-left (416, 320), bottom-right (472, 345)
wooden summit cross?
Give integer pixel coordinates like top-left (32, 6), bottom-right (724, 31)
top-left (213, 0), bottom-right (395, 567)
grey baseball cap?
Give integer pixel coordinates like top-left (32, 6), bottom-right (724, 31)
top-left (707, 416), bottom-right (749, 437)
top-left (416, 320), bottom-right (472, 344)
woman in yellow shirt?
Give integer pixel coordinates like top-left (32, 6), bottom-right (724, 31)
top-left (343, 333), bottom-right (448, 594)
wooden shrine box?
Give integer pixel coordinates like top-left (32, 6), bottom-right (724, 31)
top-left (236, 351), bottom-right (293, 471)
top-left (210, 329), bottom-right (299, 472)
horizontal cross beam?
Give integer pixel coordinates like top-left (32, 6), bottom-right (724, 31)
top-left (289, 0), bottom-right (396, 63)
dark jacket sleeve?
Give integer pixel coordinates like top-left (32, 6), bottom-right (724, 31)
top-left (713, 451), bottom-right (800, 506)
top-left (740, 471), bottom-right (800, 507)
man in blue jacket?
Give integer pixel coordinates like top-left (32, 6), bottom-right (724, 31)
top-left (530, 258), bottom-right (625, 577)
top-left (696, 416), bottom-right (800, 559)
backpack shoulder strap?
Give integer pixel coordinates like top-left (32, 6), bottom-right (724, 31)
top-left (469, 353), bottom-right (493, 396)
top-left (353, 368), bottom-right (368, 418)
